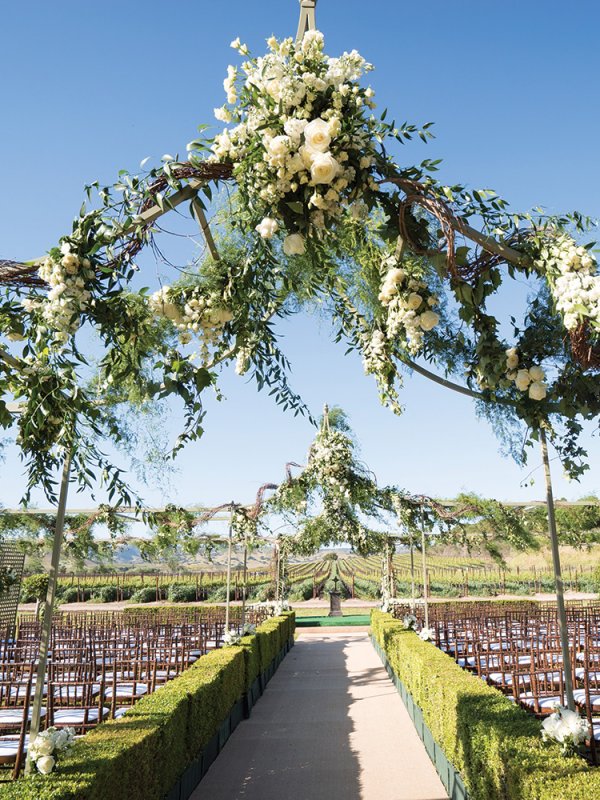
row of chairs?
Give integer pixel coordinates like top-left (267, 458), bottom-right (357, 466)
top-left (390, 601), bottom-right (600, 763)
top-left (0, 608), bottom-right (269, 779)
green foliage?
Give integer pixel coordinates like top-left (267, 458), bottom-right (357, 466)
top-left (167, 583), bottom-right (198, 603)
top-left (525, 499), bottom-right (600, 548)
top-left (20, 573), bottom-right (48, 602)
top-left (129, 586), bottom-right (160, 604)
top-left (371, 611), bottom-right (600, 800)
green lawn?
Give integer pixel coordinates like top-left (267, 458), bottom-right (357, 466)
top-left (291, 606), bottom-right (374, 617)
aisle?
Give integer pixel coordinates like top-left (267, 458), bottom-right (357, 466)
top-left (191, 631), bottom-right (448, 800)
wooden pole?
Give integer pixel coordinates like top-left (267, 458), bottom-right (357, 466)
top-left (296, 0), bottom-right (317, 43)
top-left (26, 449), bottom-right (72, 773)
top-left (225, 505), bottom-right (233, 630)
top-left (409, 531), bottom-right (416, 601)
top-left (275, 542), bottom-right (280, 601)
top-left (421, 510), bottom-right (429, 629)
top-left (242, 535), bottom-right (248, 625)
top-left (540, 428), bottom-right (575, 711)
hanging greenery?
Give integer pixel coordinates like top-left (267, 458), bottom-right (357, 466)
top-left (0, 27), bottom-right (598, 506)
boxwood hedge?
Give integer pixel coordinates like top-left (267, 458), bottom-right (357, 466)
top-left (1, 612), bottom-right (295, 800)
top-left (371, 610), bottom-right (600, 800)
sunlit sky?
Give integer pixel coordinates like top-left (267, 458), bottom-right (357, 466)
top-left (1, 0), bottom-right (599, 515)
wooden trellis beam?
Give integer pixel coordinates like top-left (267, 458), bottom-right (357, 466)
top-left (296, 0), bottom-right (318, 43)
top-left (191, 197), bottom-right (221, 261)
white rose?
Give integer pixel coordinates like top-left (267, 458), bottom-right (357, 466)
top-left (283, 233), bottom-right (306, 256)
top-left (61, 254), bottom-right (79, 271)
top-left (310, 152), bottom-right (339, 185)
top-left (214, 106), bottom-right (232, 123)
top-left (514, 369), bottom-right (531, 391)
top-left (209, 308), bottom-right (234, 325)
top-left (505, 347), bottom-right (519, 370)
top-left (528, 365), bottom-right (545, 382)
top-left (32, 736), bottom-right (54, 757)
top-left (529, 381), bottom-right (547, 401)
top-left (36, 755), bottom-right (56, 774)
top-left (407, 292), bottom-right (423, 311)
top-left (266, 135), bottom-right (289, 157)
top-left (386, 268), bottom-right (404, 285)
top-left (419, 310), bottom-right (440, 331)
top-left (53, 729), bottom-right (71, 751)
top-left (283, 118), bottom-right (308, 142)
top-left (304, 118), bottom-right (331, 152)
top-left (255, 217), bottom-right (279, 239)
top-left (542, 713), bottom-right (562, 741)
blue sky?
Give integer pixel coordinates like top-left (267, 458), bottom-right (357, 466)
top-left (0, 0), bottom-right (599, 512)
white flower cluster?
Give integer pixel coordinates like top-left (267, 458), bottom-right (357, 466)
top-left (504, 348), bottom-right (547, 401)
top-left (308, 429), bottom-right (353, 494)
top-left (29, 726), bottom-right (76, 775)
top-left (541, 706), bottom-right (589, 755)
top-left (418, 626), bottom-right (434, 642)
top-left (274, 599), bottom-right (291, 615)
top-left (535, 233), bottom-right (600, 333)
top-left (31, 243), bottom-right (94, 343)
top-left (361, 329), bottom-right (388, 376)
top-left (378, 255), bottom-right (440, 355)
top-left (149, 285), bottom-right (233, 362)
top-left (207, 30), bottom-right (379, 237)
top-left (242, 622), bottom-right (257, 635)
top-left (403, 613), bottom-right (417, 630)
top-left (223, 628), bottom-right (242, 647)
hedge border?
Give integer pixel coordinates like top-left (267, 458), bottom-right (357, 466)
top-left (371, 631), bottom-right (468, 800)
top-left (371, 610), bottom-right (600, 800)
top-left (1, 612), bottom-right (295, 800)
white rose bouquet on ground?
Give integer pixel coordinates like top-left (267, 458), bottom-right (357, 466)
top-left (403, 613), bottom-right (417, 630)
top-left (418, 626), bottom-right (434, 642)
top-left (541, 706), bottom-right (589, 756)
top-left (223, 628), bottom-right (243, 647)
top-left (29, 727), bottom-right (76, 774)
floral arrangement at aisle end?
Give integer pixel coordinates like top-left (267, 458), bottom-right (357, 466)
top-left (403, 613), bottom-right (417, 630)
top-left (418, 626), bottom-right (434, 642)
top-left (273, 599), bottom-right (291, 615)
top-left (223, 628), bottom-right (242, 646)
top-left (29, 727), bottom-right (76, 774)
top-left (204, 30), bottom-right (400, 244)
top-left (242, 622), bottom-right (257, 635)
top-left (541, 706), bottom-right (589, 756)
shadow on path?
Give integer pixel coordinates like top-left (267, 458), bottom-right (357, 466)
top-left (192, 632), bottom-right (447, 800)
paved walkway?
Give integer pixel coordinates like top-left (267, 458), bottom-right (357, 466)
top-left (191, 631), bottom-right (448, 800)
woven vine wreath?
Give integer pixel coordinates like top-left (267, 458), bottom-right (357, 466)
top-left (1, 29), bottom-right (599, 497)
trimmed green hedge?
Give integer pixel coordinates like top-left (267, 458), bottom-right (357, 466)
top-left (371, 610), bottom-right (600, 800)
top-left (1, 613), bottom-right (295, 800)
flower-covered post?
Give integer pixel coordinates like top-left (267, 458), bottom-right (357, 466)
top-left (26, 448), bottom-right (73, 775)
top-left (540, 427), bottom-right (575, 710)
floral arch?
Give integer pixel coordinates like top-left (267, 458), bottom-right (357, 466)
top-left (0, 0), bottom-right (598, 723)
